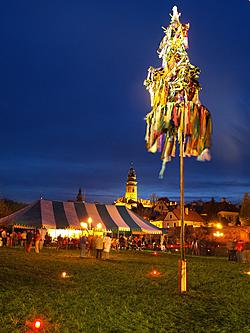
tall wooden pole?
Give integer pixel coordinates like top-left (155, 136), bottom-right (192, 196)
top-left (180, 133), bottom-right (185, 261)
top-left (178, 106), bottom-right (187, 293)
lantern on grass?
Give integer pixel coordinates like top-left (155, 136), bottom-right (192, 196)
top-left (150, 266), bottom-right (161, 277)
top-left (143, 6), bottom-right (212, 293)
top-left (25, 319), bottom-right (44, 332)
top-left (61, 271), bottom-right (70, 279)
top-left (33, 320), bottom-right (42, 331)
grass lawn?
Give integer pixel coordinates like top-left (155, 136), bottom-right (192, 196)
top-left (0, 248), bottom-right (250, 333)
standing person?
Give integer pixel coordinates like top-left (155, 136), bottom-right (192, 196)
top-left (119, 235), bottom-right (126, 250)
top-left (111, 238), bottom-right (118, 251)
top-left (39, 228), bottom-right (46, 251)
top-left (6, 232), bottom-right (11, 247)
top-left (137, 237), bottom-right (142, 251)
top-left (90, 235), bottom-right (97, 257)
top-left (56, 234), bottom-right (63, 250)
top-left (34, 230), bottom-right (41, 254)
top-left (103, 234), bottom-right (112, 260)
top-left (17, 231), bottom-right (22, 246)
top-left (26, 230), bottom-right (33, 253)
top-left (236, 240), bottom-right (244, 263)
top-left (9, 231), bottom-right (14, 247)
top-left (95, 235), bottom-right (104, 259)
top-left (1, 229), bottom-right (7, 247)
top-left (21, 230), bottom-right (27, 247)
top-left (227, 240), bottom-right (236, 261)
top-left (192, 238), bottom-right (200, 256)
top-left (79, 235), bottom-right (88, 258)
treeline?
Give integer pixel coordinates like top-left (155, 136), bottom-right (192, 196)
top-left (0, 199), bottom-right (27, 218)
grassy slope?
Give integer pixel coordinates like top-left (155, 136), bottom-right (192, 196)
top-left (0, 249), bottom-right (250, 333)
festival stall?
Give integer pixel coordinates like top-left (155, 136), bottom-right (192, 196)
top-left (0, 199), bottom-right (161, 238)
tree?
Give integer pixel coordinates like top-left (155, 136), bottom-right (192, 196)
top-left (0, 198), bottom-right (27, 218)
top-left (240, 193), bottom-right (250, 226)
top-left (150, 193), bottom-right (158, 205)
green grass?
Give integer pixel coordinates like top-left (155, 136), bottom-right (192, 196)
top-left (0, 248), bottom-right (250, 333)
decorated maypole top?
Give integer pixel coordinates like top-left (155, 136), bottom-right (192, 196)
top-left (144, 6), bottom-right (212, 177)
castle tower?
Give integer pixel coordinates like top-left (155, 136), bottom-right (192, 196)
top-left (125, 165), bottom-right (137, 202)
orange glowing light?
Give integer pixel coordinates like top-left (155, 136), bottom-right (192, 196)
top-left (33, 319), bottom-right (43, 331)
top-left (80, 222), bottom-right (88, 229)
top-left (150, 269), bottom-right (160, 277)
top-left (96, 223), bottom-right (102, 230)
top-left (153, 251), bottom-right (157, 255)
top-left (61, 272), bottom-right (67, 278)
top-left (213, 231), bottom-right (224, 237)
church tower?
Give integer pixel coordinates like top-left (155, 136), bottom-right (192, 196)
top-left (76, 188), bottom-right (83, 202)
top-left (125, 165), bottom-right (137, 202)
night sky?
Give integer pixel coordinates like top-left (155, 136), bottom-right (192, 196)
top-left (0, 0), bottom-right (249, 204)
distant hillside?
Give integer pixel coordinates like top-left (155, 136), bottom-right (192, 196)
top-left (0, 199), bottom-right (27, 218)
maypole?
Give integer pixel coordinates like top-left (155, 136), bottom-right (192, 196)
top-left (144, 6), bottom-right (212, 293)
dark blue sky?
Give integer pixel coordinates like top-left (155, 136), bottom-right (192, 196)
top-left (0, 0), bottom-right (249, 204)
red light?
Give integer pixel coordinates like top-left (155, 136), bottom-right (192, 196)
top-left (150, 269), bottom-right (160, 277)
top-left (153, 251), bottom-right (157, 255)
top-left (34, 320), bottom-right (42, 331)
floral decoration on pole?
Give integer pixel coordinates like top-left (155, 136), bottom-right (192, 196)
top-left (144, 6), bottom-right (212, 293)
top-left (144, 6), bottom-right (212, 178)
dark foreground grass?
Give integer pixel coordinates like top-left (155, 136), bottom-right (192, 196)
top-left (0, 248), bottom-right (250, 333)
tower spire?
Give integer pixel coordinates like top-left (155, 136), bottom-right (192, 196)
top-left (76, 188), bottom-right (83, 202)
top-left (125, 165), bottom-right (137, 202)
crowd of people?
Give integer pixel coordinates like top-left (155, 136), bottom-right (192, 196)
top-left (1, 227), bottom-right (249, 262)
top-left (0, 228), bottom-right (47, 253)
top-left (0, 228), bottom-right (163, 258)
top-left (78, 234), bottom-right (112, 259)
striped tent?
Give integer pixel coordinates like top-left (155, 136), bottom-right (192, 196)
top-left (0, 199), bottom-right (161, 234)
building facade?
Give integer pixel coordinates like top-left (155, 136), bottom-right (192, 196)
top-left (163, 208), bottom-right (205, 228)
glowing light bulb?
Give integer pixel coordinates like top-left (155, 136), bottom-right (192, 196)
top-left (80, 222), bottom-right (88, 229)
top-left (96, 223), bottom-right (102, 230)
top-left (34, 321), bottom-right (41, 329)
